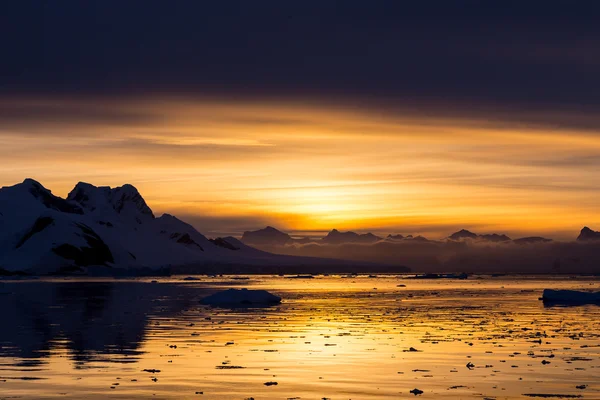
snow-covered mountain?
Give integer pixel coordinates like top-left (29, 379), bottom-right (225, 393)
top-left (0, 179), bottom-right (379, 275)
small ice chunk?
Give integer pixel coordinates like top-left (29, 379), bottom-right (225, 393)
top-left (200, 288), bottom-right (281, 306)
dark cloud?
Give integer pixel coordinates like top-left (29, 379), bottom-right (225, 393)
top-left (0, 100), bottom-right (316, 131)
top-left (0, 137), bottom-right (277, 166)
top-left (2, 0), bottom-right (600, 117)
top-left (0, 101), bottom-right (164, 130)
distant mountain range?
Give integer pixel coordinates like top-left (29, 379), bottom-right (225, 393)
top-left (446, 229), bottom-right (553, 244)
top-left (241, 226), bottom-right (559, 246)
top-left (3, 178), bottom-right (599, 275)
top-left (0, 179), bottom-right (405, 275)
top-left (239, 226), bottom-right (600, 274)
top-left (577, 226), bottom-right (600, 241)
top-left (241, 227), bottom-right (383, 246)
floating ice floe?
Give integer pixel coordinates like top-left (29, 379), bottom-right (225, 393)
top-left (408, 273), bottom-right (469, 280)
top-left (200, 288), bottom-right (281, 306)
top-left (541, 289), bottom-right (600, 305)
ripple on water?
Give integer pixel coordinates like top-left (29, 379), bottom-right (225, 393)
top-left (0, 276), bottom-right (598, 399)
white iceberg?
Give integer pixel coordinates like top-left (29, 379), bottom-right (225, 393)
top-left (200, 288), bottom-right (281, 306)
top-left (542, 289), bottom-right (600, 304)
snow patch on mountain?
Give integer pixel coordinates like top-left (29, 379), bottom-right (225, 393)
top-left (0, 179), bottom-right (363, 275)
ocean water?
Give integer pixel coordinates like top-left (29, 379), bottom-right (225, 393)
top-left (0, 275), bottom-right (598, 399)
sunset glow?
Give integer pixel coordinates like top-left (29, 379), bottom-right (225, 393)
top-left (2, 96), bottom-right (599, 239)
top-left (4, 3), bottom-right (600, 400)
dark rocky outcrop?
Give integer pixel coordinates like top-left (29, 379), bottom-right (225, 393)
top-left (577, 226), bottom-right (600, 241)
top-left (15, 216), bottom-right (54, 248)
top-left (209, 237), bottom-right (239, 250)
top-left (175, 233), bottom-right (203, 250)
top-left (52, 223), bottom-right (114, 266)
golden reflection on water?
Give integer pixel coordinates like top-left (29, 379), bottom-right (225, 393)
top-left (0, 276), bottom-right (599, 399)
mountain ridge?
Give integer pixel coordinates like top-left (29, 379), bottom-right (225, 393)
top-left (577, 226), bottom-right (600, 241)
top-left (240, 226), bottom-right (556, 246)
top-left (0, 179), bottom-right (400, 275)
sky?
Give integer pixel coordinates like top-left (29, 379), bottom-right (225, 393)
top-left (2, 1), bottom-right (600, 239)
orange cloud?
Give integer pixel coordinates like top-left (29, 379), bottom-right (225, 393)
top-left (2, 96), bottom-right (600, 239)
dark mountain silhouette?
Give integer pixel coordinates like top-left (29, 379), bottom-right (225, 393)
top-left (387, 234), bottom-right (405, 240)
top-left (241, 227), bottom-right (384, 246)
top-left (577, 226), bottom-right (600, 241)
top-left (449, 229), bottom-right (511, 242)
top-left (233, 227), bottom-right (599, 274)
top-left (407, 235), bottom-right (430, 242)
top-left (449, 229), bottom-right (479, 240)
top-left (240, 226), bottom-right (315, 246)
top-left (449, 229), bottom-right (556, 245)
top-left (480, 233), bottom-right (512, 242)
top-left (321, 229), bottom-right (382, 244)
top-left (241, 226), bottom-right (292, 246)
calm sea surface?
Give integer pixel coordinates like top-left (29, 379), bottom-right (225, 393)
top-left (0, 275), bottom-right (599, 399)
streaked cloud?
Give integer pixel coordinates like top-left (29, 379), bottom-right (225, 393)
top-left (2, 97), bottom-right (600, 239)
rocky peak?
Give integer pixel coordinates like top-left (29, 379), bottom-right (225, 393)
top-left (241, 226), bottom-right (291, 245)
top-left (18, 178), bottom-right (83, 214)
top-left (449, 229), bottom-right (513, 242)
top-left (577, 226), bottom-right (600, 241)
top-left (449, 229), bottom-right (478, 240)
top-left (411, 235), bottom-right (429, 241)
top-left (67, 182), bottom-right (154, 220)
top-left (67, 182), bottom-right (96, 207)
top-left (323, 229), bottom-right (358, 242)
top-left (387, 234), bottom-right (404, 240)
top-left (110, 184), bottom-right (154, 218)
top-left (322, 229), bottom-right (381, 244)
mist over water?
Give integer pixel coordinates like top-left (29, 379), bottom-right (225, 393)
top-left (251, 239), bottom-right (600, 274)
top-left (0, 276), bottom-right (599, 399)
